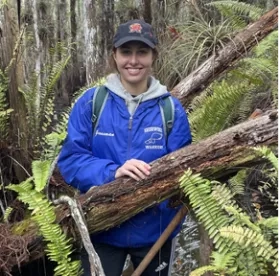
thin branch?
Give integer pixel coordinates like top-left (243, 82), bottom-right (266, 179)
top-left (53, 196), bottom-right (105, 276)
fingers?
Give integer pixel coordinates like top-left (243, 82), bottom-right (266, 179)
top-left (115, 159), bottom-right (151, 181)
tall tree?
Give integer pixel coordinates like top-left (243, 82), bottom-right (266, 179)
top-left (0, 0), bottom-right (28, 182)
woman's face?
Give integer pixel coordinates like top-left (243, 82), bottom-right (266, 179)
top-left (113, 41), bottom-right (154, 91)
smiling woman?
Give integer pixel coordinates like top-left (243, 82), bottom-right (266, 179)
top-left (57, 19), bottom-right (192, 276)
top-left (113, 42), bottom-right (154, 95)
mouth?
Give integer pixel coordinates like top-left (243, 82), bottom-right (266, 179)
top-left (126, 68), bottom-right (142, 75)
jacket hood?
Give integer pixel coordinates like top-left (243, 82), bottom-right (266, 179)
top-left (104, 73), bottom-right (168, 115)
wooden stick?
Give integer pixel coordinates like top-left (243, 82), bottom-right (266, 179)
top-left (131, 206), bottom-right (188, 276)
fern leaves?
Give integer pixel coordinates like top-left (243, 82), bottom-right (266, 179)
top-left (208, 1), bottom-right (264, 25)
top-left (190, 80), bottom-right (250, 142)
top-left (32, 160), bottom-right (51, 192)
top-left (7, 161), bottom-right (82, 276)
top-left (21, 43), bottom-right (71, 158)
top-left (180, 146), bottom-right (278, 276)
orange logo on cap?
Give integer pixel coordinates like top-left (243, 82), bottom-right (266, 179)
top-left (129, 23), bottom-right (142, 33)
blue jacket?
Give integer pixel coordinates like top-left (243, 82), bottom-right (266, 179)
top-left (58, 74), bottom-right (192, 247)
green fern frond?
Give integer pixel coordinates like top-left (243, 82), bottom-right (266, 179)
top-left (219, 225), bottom-right (278, 268)
top-left (20, 43), bottom-right (71, 158)
top-left (228, 170), bottom-right (247, 195)
top-left (43, 132), bottom-right (67, 160)
top-left (208, 1), bottom-right (263, 22)
top-left (211, 251), bottom-right (237, 271)
top-left (211, 184), bottom-right (244, 219)
top-left (224, 205), bottom-right (260, 232)
top-left (242, 57), bottom-right (277, 79)
top-left (189, 80), bottom-right (251, 142)
top-left (190, 265), bottom-right (217, 276)
top-left (7, 161), bottom-right (82, 276)
top-left (32, 160), bottom-right (51, 192)
top-left (258, 217), bottom-right (278, 243)
top-left (254, 30), bottom-right (278, 57)
top-left (3, 207), bottom-right (13, 223)
top-left (191, 251), bottom-right (237, 276)
top-left (39, 54), bottom-right (71, 135)
top-left (179, 170), bottom-right (232, 251)
top-left (253, 146), bottom-right (278, 172)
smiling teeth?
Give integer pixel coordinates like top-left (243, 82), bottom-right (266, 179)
top-left (127, 68), bottom-right (141, 74)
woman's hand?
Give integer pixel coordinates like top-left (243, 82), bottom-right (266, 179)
top-left (115, 159), bottom-right (151, 181)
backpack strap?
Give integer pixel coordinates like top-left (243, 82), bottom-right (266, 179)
top-left (91, 85), bottom-right (109, 135)
top-left (159, 96), bottom-right (175, 138)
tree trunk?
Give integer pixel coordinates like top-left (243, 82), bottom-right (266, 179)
top-left (0, 0), bottom-right (29, 182)
top-left (8, 110), bottom-right (278, 266)
top-left (83, 0), bottom-right (98, 84)
top-left (171, 7), bottom-right (278, 107)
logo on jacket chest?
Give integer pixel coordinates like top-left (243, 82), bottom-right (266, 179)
top-left (144, 127), bottom-right (164, 150)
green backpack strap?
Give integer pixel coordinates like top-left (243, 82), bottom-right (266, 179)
top-left (91, 85), bottom-right (109, 135)
top-left (159, 96), bottom-right (175, 138)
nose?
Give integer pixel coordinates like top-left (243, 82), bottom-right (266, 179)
top-left (129, 52), bottom-right (138, 65)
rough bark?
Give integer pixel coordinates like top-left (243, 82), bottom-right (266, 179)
top-left (10, 110), bottom-right (277, 265)
top-left (83, 0), bottom-right (98, 84)
top-left (0, 0), bottom-right (29, 182)
top-left (171, 7), bottom-right (278, 107)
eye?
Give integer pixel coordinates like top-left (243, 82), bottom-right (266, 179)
top-left (120, 49), bottom-right (131, 55)
top-left (138, 49), bottom-right (149, 55)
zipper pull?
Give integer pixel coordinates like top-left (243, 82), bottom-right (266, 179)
top-left (128, 116), bottom-right (133, 130)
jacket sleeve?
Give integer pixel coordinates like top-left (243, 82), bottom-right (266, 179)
top-left (166, 97), bottom-right (192, 153)
top-left (57, 89), bottom-right (119, 193)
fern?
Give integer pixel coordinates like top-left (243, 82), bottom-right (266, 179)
top-left (3, 207), bottom-right (13, 223)
top-left (180, 170), bottom-right (233, 252)
top-left (190, 265), bottom-right (217, 276)
top-left (180, 168), bottom-right (278, 275)
top-left (224, 205), bottom-right (260, 232)
top-left (189, 80), bottom-right (251, 142)
top-left (253, 146), bottom-right (278, 172)
top-left (190, 251), bottom-right (237, 276)
top-left (39, 51), bottom-right (71, 135)
top-left (21, 43), bottom-right (71, 158)
top-left (228, 170), bottom-right (247, 195)
top-left (220, 225), bottom-right (278, 268)
top-left (207, 1), bottom-right (264, 24)
top-left (7, 161), bottom-right (82, 276)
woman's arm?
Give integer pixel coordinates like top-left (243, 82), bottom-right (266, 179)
top-left (58, 88), bottom-right (119, 193)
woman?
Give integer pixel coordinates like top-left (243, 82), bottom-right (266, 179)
top-left (58, 19), bottom-right (192, 276)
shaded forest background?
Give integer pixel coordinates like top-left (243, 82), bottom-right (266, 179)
top-left (0, 0), bottom-right (278, 275)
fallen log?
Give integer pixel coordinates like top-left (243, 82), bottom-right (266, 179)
top-left (7, 110), bottom-right (277, 268)
top-left (171, 7), bottom-right (278, 107)
top-left (77, 110), bottom-right (278, 233)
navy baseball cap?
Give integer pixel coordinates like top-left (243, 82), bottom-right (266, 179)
top-left (113, 19), bottom-right (158, 49)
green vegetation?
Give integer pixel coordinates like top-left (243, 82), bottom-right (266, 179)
top-left (7, 160), bottom-right (82, 276)
top-left (180, 147), bottom-right (278, 275)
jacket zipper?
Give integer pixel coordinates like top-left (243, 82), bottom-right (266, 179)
top-left (127, 115), bottom-right (133, 159)
top-left (128, 116), bottom-right (133, 130)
